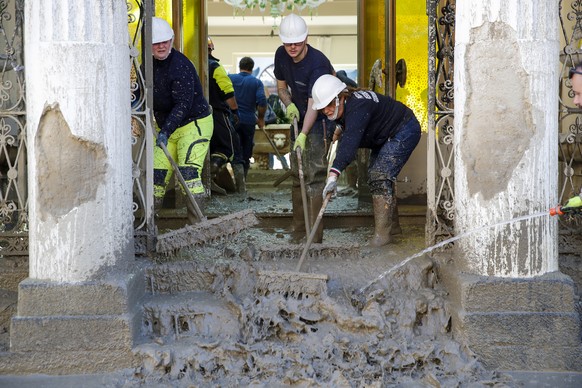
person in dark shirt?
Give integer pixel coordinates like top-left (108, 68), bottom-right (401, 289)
top-left (151, 17), bottom-right (213, 223)
top-left (274, 13), bottom-right (335, 243)
top-left (313, 74), bottom-right (421, 247)
top-left (229, 56), bottom-right (268, 193)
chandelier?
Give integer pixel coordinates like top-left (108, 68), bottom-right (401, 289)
top-left (223, 0), bottom-right (327, 18)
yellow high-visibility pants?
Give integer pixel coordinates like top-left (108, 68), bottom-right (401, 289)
top-left (153, 113), bottom-right (213, 198)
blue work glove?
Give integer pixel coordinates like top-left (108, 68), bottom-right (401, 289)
top-left (157, 131), bottom-right (168, 148)
top-left (285, 103), bottom-right (300, 122)
top-left (293, 132), bottom-right (307, 152)
top-left (322, 175), bottom-right (338, 200)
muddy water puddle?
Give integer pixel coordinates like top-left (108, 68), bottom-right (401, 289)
top-left (135, 224), bottom-right (516, 386)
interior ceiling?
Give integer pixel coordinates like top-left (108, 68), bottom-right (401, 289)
top-left (207, 0), bottom-right (357, 18)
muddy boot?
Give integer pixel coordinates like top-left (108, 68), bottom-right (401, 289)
top-left (308, 193), bottom-right (324, 243)
top-left (185, 194), bottom-right (205, 225)
top-left (232, 163), bottom-right (246, 194)
top-left (291, 186), bottom-right (306, 241)
top-left (369, 195), bottom-right (394, 247)
top-left (391, 199), bottom-right (402, 235)
top-left (210, 156), bottom-right (228, 195)
top-left (153, 196), bottom-right (164, 218)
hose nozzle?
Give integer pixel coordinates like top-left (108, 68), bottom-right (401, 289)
top-left (550, 195), bottom-right (582, 216)
top-left (549, 206), bottom-right (564, 217)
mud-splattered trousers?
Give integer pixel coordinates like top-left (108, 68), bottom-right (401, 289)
top-left (209, 108), bottom-right (240, 163)
top-left (367, 115), bottom-right (421, 196)
top-left (154, 113), bottom-right (214, 198)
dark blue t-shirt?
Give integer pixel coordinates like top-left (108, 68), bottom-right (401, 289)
top-left (273, 44), bottom-right (334, 122)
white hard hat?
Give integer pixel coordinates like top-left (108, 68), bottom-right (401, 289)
top-left (312, 75), bottom-right (347, 110)
top-left (279, 14), bottom-right (308, 44)
top-left (152, 17), bottom-right (174, 44)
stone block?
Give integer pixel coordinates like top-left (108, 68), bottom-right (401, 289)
top-left (456, 272), bottom-right (576, 313)
top-left (17, 272), bottom-right (143, 316)
top-left (471, 344), bottom-right (582, 371)
top-left (10, 315), bottom-right (135, 352)
top-left (457, 311), bottom-right (581, 347)
top-left (439, 265), bottom-right (582, 371)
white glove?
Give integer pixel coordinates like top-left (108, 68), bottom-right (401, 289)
top-left (322, 175), bottom-right (338, 200)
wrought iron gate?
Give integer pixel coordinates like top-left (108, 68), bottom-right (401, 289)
top-left (426, 0), bottom-right (455, 246)
top-left (0, 0), bottom-right (26, 256)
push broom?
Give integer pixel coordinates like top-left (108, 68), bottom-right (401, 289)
top-left (150, 122), bottom-right (258, 255)
top-left (255, 140), bottom-right (341, 299)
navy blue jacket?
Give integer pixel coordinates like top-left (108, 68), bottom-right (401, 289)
top-left (152, 49), bottom-right (210, 136)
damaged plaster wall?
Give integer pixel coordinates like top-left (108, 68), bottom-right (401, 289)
top-left (36, 105), bottom-right (108, 221)
top-left (453, 2), bottom-right (559, 277)
top-left (24, 1), bottom-right (134, 282)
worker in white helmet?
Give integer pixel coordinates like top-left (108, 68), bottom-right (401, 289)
top-left (274, 13), bottom-right (336, 243)
top-left (151, 17), bottom-right (214, 223)
top-left (312, 74), bottom-right (421, 247)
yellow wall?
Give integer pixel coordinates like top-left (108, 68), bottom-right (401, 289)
top-left (395, 1), bottom-right (428, 132)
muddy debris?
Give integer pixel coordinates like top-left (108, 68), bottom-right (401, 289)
top-left (131, 227), bottom-right (517, 387)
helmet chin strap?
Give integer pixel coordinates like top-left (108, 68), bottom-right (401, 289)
top-left (328, 96), bottom-right (340, 120)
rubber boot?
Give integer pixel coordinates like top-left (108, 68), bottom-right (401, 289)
top-left (391, 198), bottom-right (402, 235)
top-left (369, 195), bottom-right (394, 247)
top-left (210, 156), bottom-right (227, 195)
top-left (308, 192), bottom-right (324, 243)
top-left (185, 194), bottom-right (205, 225)
top-left (291, 186), bottom-right (306, 241)
top-left (232, 163), bottom-right (246, 194)
top-left (154, 196), bottom-right (164, 212)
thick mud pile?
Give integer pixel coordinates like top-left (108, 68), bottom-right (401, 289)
top-left (129, 226), bottom-right (515, 387)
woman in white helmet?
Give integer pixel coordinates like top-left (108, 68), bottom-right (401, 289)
top-left (274, 13), bottom-right (336, 244)
top-left (151, 17), bottom-right (214, 223)
top-left (313, 74), bottom-right (421, 247)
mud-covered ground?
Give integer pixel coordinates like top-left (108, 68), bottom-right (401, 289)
top-left (116, 170), bottom-right (520, 387)
top-left (1, 170), bottom-right (577, 387)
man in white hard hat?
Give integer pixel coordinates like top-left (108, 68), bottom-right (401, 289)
top-left (151, 17), bottom-right (214, 223)
top-left (274, 13), bottom-right (335, 243)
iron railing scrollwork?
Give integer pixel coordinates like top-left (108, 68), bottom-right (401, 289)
top-left (427, 0), bottom-right (455, 247)
top-left (0, 0), bottom-right (27, 256)
top-left (128, 0), bottom-right (155, 255)
top-left (558, 0), bottom-right (582, 253)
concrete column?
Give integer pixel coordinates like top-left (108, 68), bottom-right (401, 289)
top-left (25, 1), bottom-right (134, 281)
top-left (444, 0), bottom-right (581, 370)
top-left (454, 0), bottom-right (558, 277)
top-left (3, 2), bottom-right (145, 374)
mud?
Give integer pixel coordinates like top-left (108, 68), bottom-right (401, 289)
top-left (131, 219), bottom-right (516, 387)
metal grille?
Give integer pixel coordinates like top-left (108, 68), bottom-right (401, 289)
top-left (426, 0), bottom-right (455, 246)
top-left (128, 0), bottom-right (155, 255)
top-left (558, 0), bottom-right (582, 253)
top-left (0, 0), bottom-right (27, 256)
